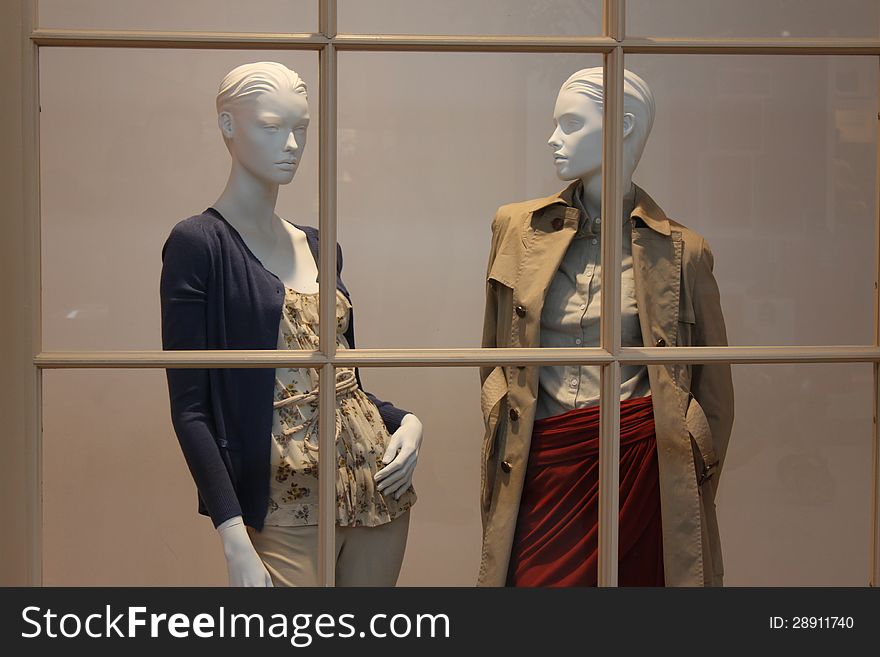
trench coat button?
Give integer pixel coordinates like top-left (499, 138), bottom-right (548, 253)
top-left (655, 338), bottom-right (667, 347)
top-left (509, 408), bottom-right (520, 422)
top-left (501, 460), bottom-right (512, 473)
top-left (515, 305), bottom-right (527, 318)
top-left (551, 217), bottom-right (564, 231)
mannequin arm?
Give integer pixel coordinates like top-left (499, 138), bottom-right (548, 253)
top-left (217, 516), bottom-right (273, 587)
top-left (690, 237), bottom-right (735, 476)
top-left (480, 208), bottom-right (507, 383)
top-left (374, 413), bottom-right (422, 499)
top-left (160, 222), bottom-right (242, 527)
top-left (336, 241), bottom-right (411, 434)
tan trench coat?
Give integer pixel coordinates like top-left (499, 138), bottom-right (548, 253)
top-left (478, 181), bottom-right (735, 587)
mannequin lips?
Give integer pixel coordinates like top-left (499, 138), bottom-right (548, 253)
top-left (276, 160), bottom-right (297, 170)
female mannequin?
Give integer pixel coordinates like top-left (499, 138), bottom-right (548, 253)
top-left (160, 62), bottom-right (421, 587)
top-left (478, 67), bottom-right (734, 587)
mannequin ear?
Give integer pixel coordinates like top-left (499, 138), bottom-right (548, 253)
top-left (218, 111), bottom-right (234, 139)
top-left (623, 112), bottom-right (635, 139)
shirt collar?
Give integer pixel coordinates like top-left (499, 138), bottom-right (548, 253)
top-left (569, 180), bottom-right (638, 238)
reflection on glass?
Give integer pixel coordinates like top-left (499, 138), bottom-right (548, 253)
top-left (629, 55), bottom-right (876, 345)
top-left (40, 49), bottom-right (319, 351)
top-left (628, 0), bottom-right (879, 38)
top-left (338, 0), bottom-right (601, 36)
top-left (38, 0), bottom-right (317, 33)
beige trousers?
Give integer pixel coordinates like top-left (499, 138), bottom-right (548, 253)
top-left (248, 511), bottom-right (410, 586)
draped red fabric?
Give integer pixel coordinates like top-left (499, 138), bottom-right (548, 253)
top-left (508, 395), bottom-right (665, 587)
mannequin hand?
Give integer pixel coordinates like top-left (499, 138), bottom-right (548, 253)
top-left (374, 413), bottom-right (422, 500)
top-left (217, 516), bottom-right (274, 587)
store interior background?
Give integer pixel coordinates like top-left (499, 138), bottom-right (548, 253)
top-left (36, 0), bottom-right (879, 584)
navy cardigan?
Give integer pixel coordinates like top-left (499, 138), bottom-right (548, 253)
top-left (159, 208), bottom-right (409, 531)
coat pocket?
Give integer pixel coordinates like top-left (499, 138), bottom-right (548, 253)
top-left (480, 366), bottom-right (509, 519)
top-left (686, 392), bottom-right (718, 487)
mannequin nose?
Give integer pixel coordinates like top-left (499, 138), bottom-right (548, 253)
top-left (285, 132), bottom-right (299, 152)
top-left (548, 128), bottom-right (562, 150)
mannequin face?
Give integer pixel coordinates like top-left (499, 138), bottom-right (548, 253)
top-left (219, 87), bottom-right (310, 185)
top-left (548, 89), bottom-right (603, 181)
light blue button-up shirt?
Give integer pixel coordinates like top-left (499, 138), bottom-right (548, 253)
top-left (535, 188), bottom-right (651, 421)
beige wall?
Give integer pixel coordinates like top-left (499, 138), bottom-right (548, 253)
top-left (26, 1), bottom-right (880, 586)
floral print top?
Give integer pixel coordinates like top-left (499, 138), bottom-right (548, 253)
top-left (263, 286), bottom-right (417, 527)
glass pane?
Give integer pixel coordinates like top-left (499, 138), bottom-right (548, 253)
top-left (40, 48), bottom-right (320, 350)
top-left (43, 364), bottom-right (331, 586)
top-left (43, 369), bottom-right (227, 585)
top-left (338, 52), bottom-right (603, 348)
top-left (338, 0), bottom-right (602, 36)
top-left (625, 55), bottom-right (876, 346)
top-left (38, 0), bottom-right (317, 33)
top-left (628, 0), bottom-right (879, 39)
top-left (718, 363), bottom-right (873, 585)
top-left (352, 367), bottom-right (482, 585)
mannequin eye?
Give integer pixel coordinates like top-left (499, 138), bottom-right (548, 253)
top-left (263, 124), bottom-right (280, 132)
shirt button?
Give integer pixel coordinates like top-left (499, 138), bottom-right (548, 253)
top-left (515, 305), bottom-right (527, 318)
top-left (575, 338), bottom-right (582, 345)
top-left (581, 304), bottom-right (587, 310)
top-left (569, 379), bottom-right (578, 387)
top-left (551, 217), bottom-right (564, 231)
top-left (591, 238), bottom-right (598, 245)
top-left (509, 408), bottom-right (520, 422)
top-left (655, 338), bottom-right (667, 347)
top-left (501, 460), bottom-right (513, 474)
top-left (594, 217), bottom-right (601, 224)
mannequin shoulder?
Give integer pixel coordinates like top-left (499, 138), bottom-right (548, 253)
top-left (165, 213), bottom-right (216, 246)
top-left (162, 212), bottom-right (230, 263)
top-left (667, 217), bottom-right (717, 268)
top-left (490, 198), bottom-right (543, 236)
top-left (168, 212), bottom-right (224, 242)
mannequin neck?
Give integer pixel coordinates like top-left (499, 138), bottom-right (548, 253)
top-left (578, 171), bottom-right (636, 220)
top-left (213, 161), bottom-right (280, 234)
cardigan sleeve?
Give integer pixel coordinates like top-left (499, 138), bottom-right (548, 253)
top-left (337, 241), bottom-right (411, 433)
top-left (160, 221), bottom-right (243, 527)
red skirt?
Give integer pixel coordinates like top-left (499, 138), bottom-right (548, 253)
top-left (508, 395), bottom-right (664, 587)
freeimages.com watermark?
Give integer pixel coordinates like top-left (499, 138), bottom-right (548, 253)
top-left (21, 605), bottom-right (451, 646)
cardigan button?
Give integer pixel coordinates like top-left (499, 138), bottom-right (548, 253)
top-left (655, 338), bottom-right (667, 347)
top-left (515, 305), bottom-right (527, 318)
top-left (551, 217), bottom-right (564, 231)
top-left (217, 438), bottom-right (228, 448)
top-left (509, 408), bottom-right (520, 422)
top-left (501, 460), bottom-right (512, 474)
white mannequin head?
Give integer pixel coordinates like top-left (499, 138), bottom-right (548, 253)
top-left (216, 62), bottom-right (310, 186)
top-left (548, 67), bottom-right (654, 186)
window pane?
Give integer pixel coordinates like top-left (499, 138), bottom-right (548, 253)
top-left (718, 363), bottom-right (873, 585)
top-left (626, 55), bottom-right (876, 346)
top-left (40, 48), bottom-right (319, 351)
top-left (38, 0), bottom-right (317, 33)
top-left (628, 0), bottom-right (879, 39)
top-left (338, 51), bottom-right (603, 348)
top-left (42, 369), bottom-right (227, 585)
top-left (352, 367), bottom-right (482, 585)
top-left (338, 0), bottom-right (602, 36)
